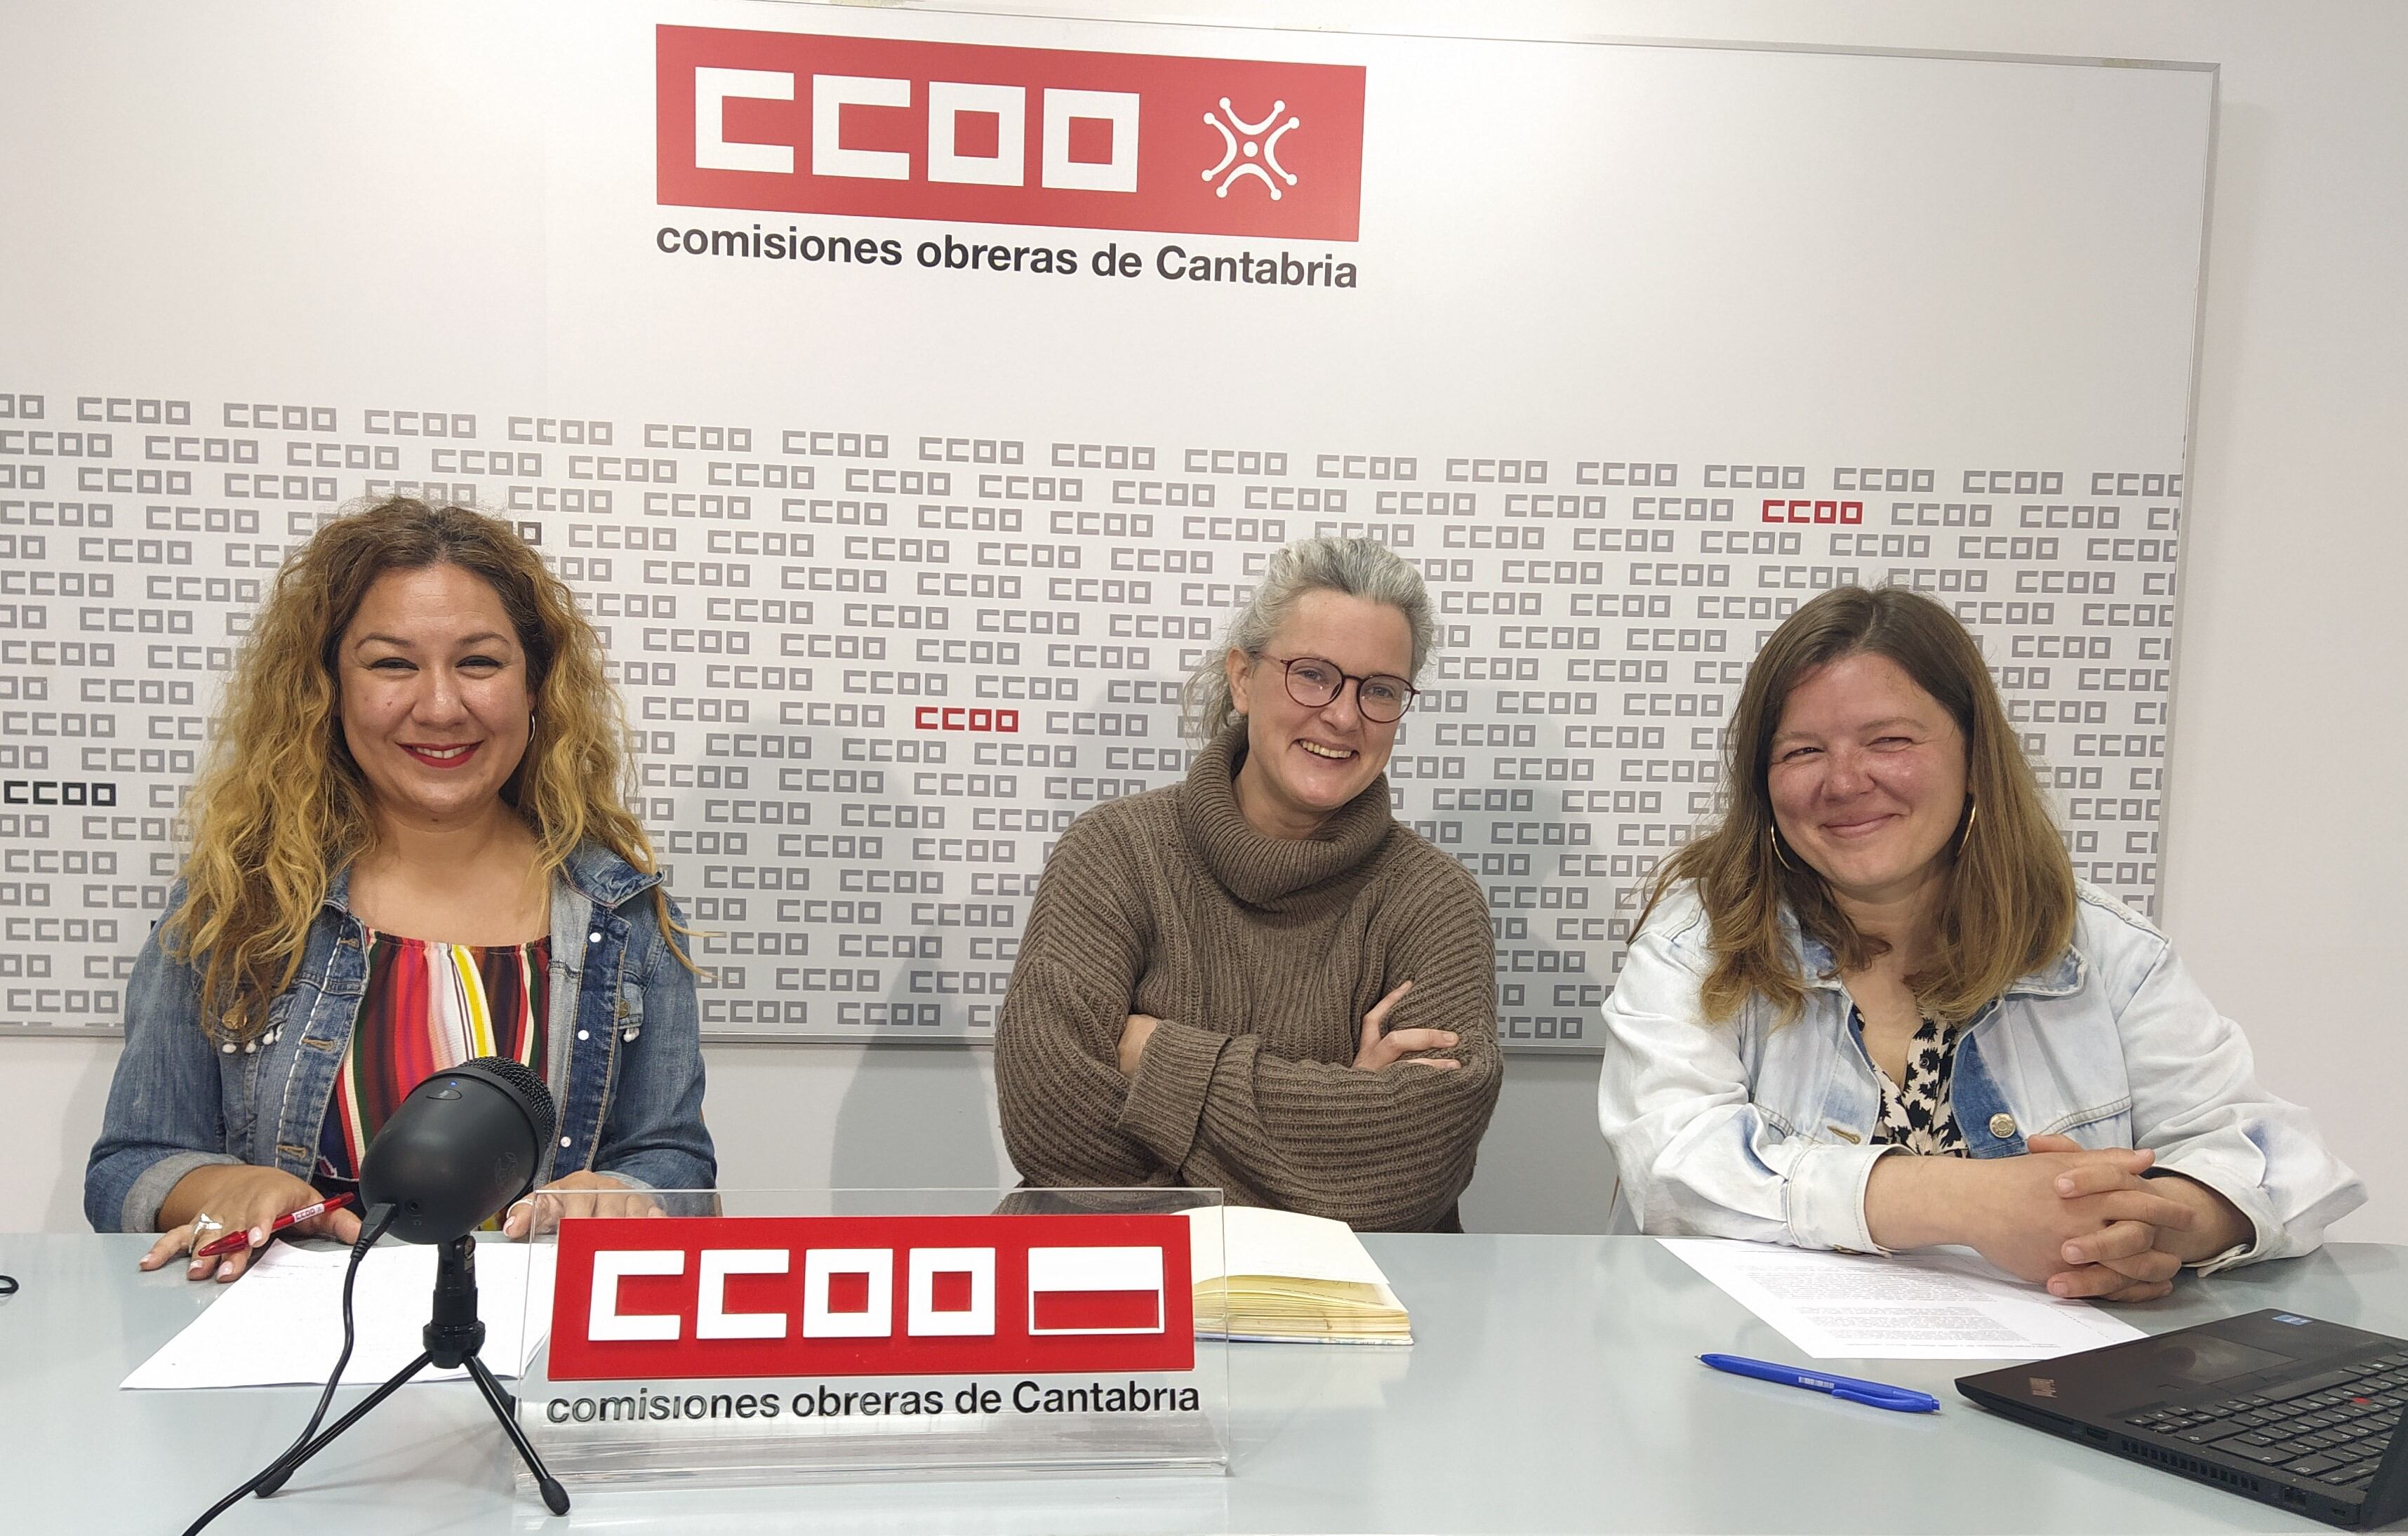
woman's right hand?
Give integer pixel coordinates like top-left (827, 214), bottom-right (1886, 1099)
top-left (1351, 981), bottom-right (1460, 1071)
top-left (140, 1164), bottom-right (363, 1283)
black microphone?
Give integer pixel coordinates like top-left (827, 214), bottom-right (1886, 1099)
top-left (359, 1056), bottom-right (557, 1244)
top-left (190, 1055), bottom-right (573, 1530)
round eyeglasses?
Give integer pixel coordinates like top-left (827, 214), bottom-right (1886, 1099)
top-left (1263, 655), bottom-right (1419, 723)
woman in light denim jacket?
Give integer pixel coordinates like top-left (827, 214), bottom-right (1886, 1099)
top-left (1599, 587), bottom-right (2360, 1300)
top-left (86, 499), bottom-right (713, 1278)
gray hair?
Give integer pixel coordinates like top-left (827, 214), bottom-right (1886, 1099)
top-left (1180, 536), bottom-right (1437, 744)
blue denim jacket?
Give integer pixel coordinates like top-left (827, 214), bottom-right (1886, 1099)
top-left (1597, 880), bottom-right (2364, 1271)
top-left (86, 842), bottom-right (715, 1233)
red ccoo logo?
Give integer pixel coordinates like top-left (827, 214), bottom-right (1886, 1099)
top-left (547, 1213), bottom-right (1197, 1381)
top-left (657, 26), bottom-right (1366, 241)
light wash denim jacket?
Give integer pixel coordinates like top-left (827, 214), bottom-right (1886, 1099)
top-left (86, 842), bottom-right (715, 1233)
top-left (1597, 879), bottom-right (2363, 1271)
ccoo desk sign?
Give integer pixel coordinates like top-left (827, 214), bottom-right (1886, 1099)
top-left (528, 1210), bottom-right (1227, 1478)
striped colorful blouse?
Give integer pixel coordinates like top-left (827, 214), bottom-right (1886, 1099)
top-left (314, 930), bottom-right (551, 1190)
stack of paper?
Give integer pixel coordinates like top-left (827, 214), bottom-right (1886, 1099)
top-left (1183, 1205), bottom-right (1411, 1345)
top-left (121, 1241), bottom-right (554, 1389)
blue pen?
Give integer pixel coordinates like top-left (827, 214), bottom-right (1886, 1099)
top-left (1698, 1353), bottom-right (1940, 1413)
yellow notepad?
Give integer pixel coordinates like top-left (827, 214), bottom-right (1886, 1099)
top-left (1183, 1205), bottom-right (1412, 1345)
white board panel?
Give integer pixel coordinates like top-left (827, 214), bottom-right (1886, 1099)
top-left (0, 2), bottom-right (2212, 1048)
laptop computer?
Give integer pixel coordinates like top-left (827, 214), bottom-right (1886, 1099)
top-left (1958, 1310), bottom-right (2408, 1528)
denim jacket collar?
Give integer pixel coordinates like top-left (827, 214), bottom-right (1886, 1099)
top-left (1786, 908), bottom-right (2085, 1000)
top-left (319, 841), bottom-right (660, 916)
top-left (559, 842), bottom-right (662, 907)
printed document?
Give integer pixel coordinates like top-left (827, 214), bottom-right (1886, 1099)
top-left (1659, 1238), bottom-right (2147, 1361)
top-left (122, 1239), bottom-right (557, 1389)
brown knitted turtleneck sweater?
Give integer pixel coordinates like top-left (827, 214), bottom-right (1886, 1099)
top-left (994, 722), bottom-right (1501, 1231)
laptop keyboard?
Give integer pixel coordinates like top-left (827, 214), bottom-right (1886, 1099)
top-left (2124, 1351), bottom-right (2408, 1493)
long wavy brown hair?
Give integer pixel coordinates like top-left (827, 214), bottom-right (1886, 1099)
top-left (168, 497), bottom-right (679, 1045)
top-left (1641, 585), bottom-right (2075, 1026)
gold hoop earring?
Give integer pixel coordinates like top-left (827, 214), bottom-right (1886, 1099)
top-left (1961, 797), bottom-right (1978, 842)
top-left (1769, 829), bottom-right (1797, 873)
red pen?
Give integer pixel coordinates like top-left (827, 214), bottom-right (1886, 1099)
top-left (195, 1192), bottom-right (356, 1259)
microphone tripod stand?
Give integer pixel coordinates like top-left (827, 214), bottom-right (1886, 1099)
top-left (258, 1233), bottom-right (571, 1516)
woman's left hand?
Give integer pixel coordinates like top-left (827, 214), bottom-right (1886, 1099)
top-left (1353, 982), bottom-right (1458, 1071)
top-left (501, 1170), bottom-right (663, 1239)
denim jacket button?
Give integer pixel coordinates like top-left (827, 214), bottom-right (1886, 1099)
top-left (1989, 1112), bottom-right (2018, 1138)
top-left (588, 931), bottom-right (603, 944)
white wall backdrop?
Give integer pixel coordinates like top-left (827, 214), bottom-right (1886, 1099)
top-left (4, 0), bottom-right (2401, 1239)
top-left (0, 5), bottom-right (2211, 1047)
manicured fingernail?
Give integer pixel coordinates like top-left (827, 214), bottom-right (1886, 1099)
top-left (251, 1227), bottom-right (267, 1246)
top-left (216, 1260), bottom-right (235, 1279)
top-left (188, 1260), bottom-right (208, 1275)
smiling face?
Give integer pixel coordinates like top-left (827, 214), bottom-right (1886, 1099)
top-left (336, 563), bottom-right (536, 834)
top-left (1226, 589), bottom-right (1413, 839)
top-left (1766, 650), bottom-right (1969, 915)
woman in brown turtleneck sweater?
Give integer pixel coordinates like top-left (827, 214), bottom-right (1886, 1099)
top-left (995, 537), bottom-right (1501, 1231)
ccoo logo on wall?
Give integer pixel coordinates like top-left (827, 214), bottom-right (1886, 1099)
top-left (656, 25), bottom-right (1367, 239)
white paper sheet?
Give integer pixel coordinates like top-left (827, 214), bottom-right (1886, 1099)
top-left (122, 1240), bottom-right (558, 1390)
top-left (1658, 1238), bottom-right (2148, 1361)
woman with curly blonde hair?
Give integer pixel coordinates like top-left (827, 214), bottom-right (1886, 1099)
top-left (87, 497), bottom-right (713, 1279)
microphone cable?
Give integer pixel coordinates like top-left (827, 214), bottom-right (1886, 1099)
top-left (180, 1201), bottom-right (399, 1536)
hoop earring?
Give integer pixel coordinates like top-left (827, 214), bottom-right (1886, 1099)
top-left (1769, 829), bottom-right (1797, 873)
top-left (1960, 797), bottom-right (1978, 843)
